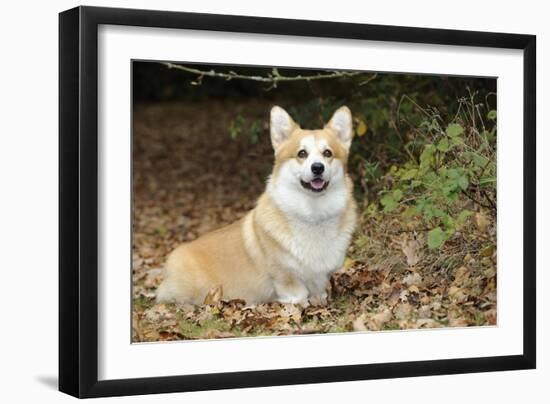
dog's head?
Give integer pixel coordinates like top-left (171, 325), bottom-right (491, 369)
top-left (269, 105), bottom-right (353, 195)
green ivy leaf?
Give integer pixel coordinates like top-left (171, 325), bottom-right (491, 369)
top-left (392, 189), bottom-right (403, 201)
top-left (450, 136), bottom-right (464, 146)
top-left (447, 168), bottom-right (460, 179)
top-left (446, 123), bottom-right (464, 138)
top-left (458, 175), bottom-right (469, 190)
top-left (401, 168), bottom-right (418, 181)
top-left (465, 151), bottom-right (489, 168)
top-left (420, 144), bottom-right (436, 169)
top-left (380, 193), bottom-right (397, 212)
top-left (427, 227), bottom-right (445, 249)
top-left (437, 138), bottom-right (450, 152)
top-left (487, 110), bottom-right (497, 121)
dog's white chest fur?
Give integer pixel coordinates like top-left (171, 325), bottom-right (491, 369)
top-left (285, 218), bottom-right (351, 277)
top-left (267, 177), bottom-right (354, 280)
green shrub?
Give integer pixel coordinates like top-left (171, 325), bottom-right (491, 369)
top-left (377, 93), bottom-right (496, 249)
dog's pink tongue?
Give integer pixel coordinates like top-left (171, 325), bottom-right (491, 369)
top-left (311, 178), bottom-right (325, 190)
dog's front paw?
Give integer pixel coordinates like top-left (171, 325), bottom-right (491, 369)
top-left (277, 295), bottom-right (310, 307)
top-left (309, 292), bottom-right (328, 306)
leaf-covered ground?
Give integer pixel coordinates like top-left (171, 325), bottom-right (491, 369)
top-left (132, 101), bottom-right (497, 342)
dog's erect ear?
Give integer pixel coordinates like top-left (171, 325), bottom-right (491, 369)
top-left (270, 106), bottom-right (297, 150)
top-left (326, 106), bottom-right (353, 150)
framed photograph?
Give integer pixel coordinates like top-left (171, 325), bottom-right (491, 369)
top-left (59, 6), bottom-right (536, 398)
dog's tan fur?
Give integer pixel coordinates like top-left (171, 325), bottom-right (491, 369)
top-left (156, 106), bottom-right (357, 305)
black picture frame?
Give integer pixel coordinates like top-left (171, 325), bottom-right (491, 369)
top-left (59, 5), bottom-right (536, 398)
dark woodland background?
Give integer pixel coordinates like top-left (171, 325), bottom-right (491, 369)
top-left (132, 61), bottom-right (497, 342)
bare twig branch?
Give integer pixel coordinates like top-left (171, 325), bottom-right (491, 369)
top-left (359, 73), bottom-right (378, 86)
top-left (481, 189), bottom-right (497, 210)
top-left (461, 189), bottom-right (496, 211)
top-left (161, 62), bottom-right (372, 87)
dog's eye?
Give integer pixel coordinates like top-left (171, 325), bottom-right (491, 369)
top-left (323, 149), bottom-right (333, 158)
top-left (297, 149), bottom-right (308, 159)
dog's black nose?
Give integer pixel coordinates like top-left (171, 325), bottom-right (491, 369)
top-left (311, 162), bottom-right (325, 175)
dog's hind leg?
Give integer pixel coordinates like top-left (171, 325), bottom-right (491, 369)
top-left (155, 246), bottom-right (203, 304)
top-left (155, 268), bottom-right (199, 304)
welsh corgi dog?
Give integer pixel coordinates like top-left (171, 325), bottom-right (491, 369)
top-left (156, 106), bottom-right (357, 306)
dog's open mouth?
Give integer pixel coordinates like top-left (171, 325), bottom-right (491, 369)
top-left (301, 178), bottom-right (329, 193)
